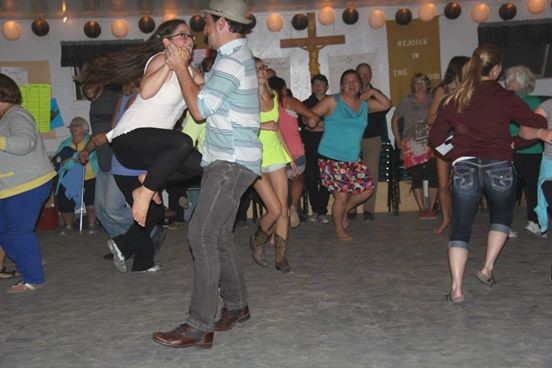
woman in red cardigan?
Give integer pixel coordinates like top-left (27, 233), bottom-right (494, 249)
top-left (429, 45), bottom-right (548, 304)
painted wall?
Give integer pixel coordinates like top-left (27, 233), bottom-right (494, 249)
top-left (1, 0), bottom-right (550, 152)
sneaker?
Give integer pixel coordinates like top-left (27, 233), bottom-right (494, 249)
top-left (524, 221), bottom-right (544, 237)
top-left (168, 221), bottom-right (185, 230)
top-left (139, 264), bottom-right (161, 273)
top-left (347, 212), bottom-right (358, 220)
top-left (107, 239), bottom-right (127, 272)
top-left (289, 206), bottom-right (300, 228)
top-left (6, 281), bottom-right (43, 294)
top-left (178, 196), bottom-right (190, 209)
top-left (59, 225), bottom-right (74, 236)
top-left (363, 211), bottom-right (375, 221)
top-left (0, 266), bottom-right (16, 279)
top-left (508, 230), bottom-right (519, 239)
top-left (317, 214), bottom-right (329, 223)
top-left (309, 214), bottom-right (318, 223)
top-left (88, 224), bottom-right (98, 235)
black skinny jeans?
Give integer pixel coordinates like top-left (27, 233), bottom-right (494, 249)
top-left (302, 130), bottom-right (329, 216)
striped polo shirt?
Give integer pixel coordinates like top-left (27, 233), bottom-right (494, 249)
top-left (197, 38), bottom-right (262, 175)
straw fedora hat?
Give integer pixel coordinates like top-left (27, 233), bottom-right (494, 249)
top-left (201, 0), bottom-right (253, 25)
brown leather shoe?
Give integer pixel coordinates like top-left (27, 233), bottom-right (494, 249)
top-left (152, 323), bottom-right (213, 349)
top-left (214, 305), bottom-right (251, 332)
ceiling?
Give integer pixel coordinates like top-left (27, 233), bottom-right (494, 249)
top-left (0, 0), bottom-right (459, 20)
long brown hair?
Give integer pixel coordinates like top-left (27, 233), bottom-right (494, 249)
top-left (444, 44), bottom-right (502, 112)
top-left (76, 19), bottom-right (188, 88)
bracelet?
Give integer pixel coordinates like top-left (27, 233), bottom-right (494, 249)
top-left (536, 128), bottom-right (543, 139)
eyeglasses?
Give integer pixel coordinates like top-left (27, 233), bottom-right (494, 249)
top-left (256, 65), bottom-right (267, 72)
top-left (68, 125), bottom-right (82, 129)
top-left (166, 32), bottom-right (196, 41)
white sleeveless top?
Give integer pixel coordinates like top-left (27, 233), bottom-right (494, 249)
top-left (106, 53), bottom-right (188, 141)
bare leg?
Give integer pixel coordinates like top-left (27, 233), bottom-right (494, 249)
top-left (449, 246), bottom-right (468, 300)
top-left (253, 173), bottom-right (283, 233)
top-left (427, 187), bottom-right (438, 216)
top-left (132, 173), bottom-right (161, 227)
top-left (435, 157), bottom-right (451, 234)
top-left (267, 169), bottom-right (290, 241)
top-left (412, 188), bottom-right (426, 215)
top-left (479, 230), bottom-right (508, 278)
top-left (61, 212), bottom-right (75, 228)
top-left (332, 191), bottom-right (353, 241)
top-left (85, 205), bottom-right (96, 227)
top-left (343, 188), bottom-right (373, 229)
top-left (138, 173), bottom-right (162, 205)
top-left (290, 173), bottom-right (305, 209)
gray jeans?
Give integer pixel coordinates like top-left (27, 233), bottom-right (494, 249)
top-left (187, 161), bottom-right (257, 331)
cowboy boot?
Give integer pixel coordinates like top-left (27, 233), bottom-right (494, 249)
top-left (249, 226), bottom-right (270, 267)
top-left (274, 234), bottom-right (291, 273)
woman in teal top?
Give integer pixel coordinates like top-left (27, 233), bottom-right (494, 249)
top-left (312, 69), bottom-right (391, 241)
top-left (505, 65), bottom-right (544, 237)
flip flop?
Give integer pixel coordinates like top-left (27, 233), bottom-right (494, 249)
top-left (476, 270), bottom-right (496, 286)
top-left (446, 292), bottom-right (464, 304)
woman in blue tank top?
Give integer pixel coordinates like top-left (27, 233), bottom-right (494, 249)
top-left (312, 70), bottom-right (391, 241)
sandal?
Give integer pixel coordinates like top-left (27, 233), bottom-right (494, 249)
top-left (446, 292), bottom-right (464, 304)
top-left (0, 266), bottom-right (16, 279)
top-left (6, 281), bottom-right (43, 294)
top-left (476, 270), bottom-right (496, 286)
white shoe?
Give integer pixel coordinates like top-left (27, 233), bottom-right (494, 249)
top-left (289, 206), bottom-right (300, 228)
top-left (508, 230), bottom-right (519, 239)
top-left (525, 221), bottom-right (540, 235)
top-left (140, 264), bottom-right (161, 273)
top-left (317, 214), bottom-right (329, 223)
top-left (309, 214), bottom-right (318, 223)
top-left (107, 239), bottom-right (127, 272)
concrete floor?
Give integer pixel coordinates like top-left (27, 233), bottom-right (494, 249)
top-left (1, 208), bottom-right (551, 368)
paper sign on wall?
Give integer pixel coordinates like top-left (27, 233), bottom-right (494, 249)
top-left (20, 84), bottom-right (51, 133)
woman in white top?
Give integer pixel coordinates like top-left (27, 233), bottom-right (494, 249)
top-left (78, 19), bottom-right (203, 272)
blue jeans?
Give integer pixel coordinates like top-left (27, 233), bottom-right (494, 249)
top-left (94, 170), bottom-right (133, 238)
top-left (450, 159), bottom-right (516, 249)
top-left (187, 161), bottom-right (257, 332)
top-left (0, 180), bottom-right (53, 284)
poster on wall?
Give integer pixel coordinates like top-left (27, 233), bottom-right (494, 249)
top-left (1, 66), bottom-right (28, 85)
top-left (386, 18), bottom-right (441, 105)
top-left (328, 53), bottom-right (379, 95)
top-left (263, 58), bottom-right (291, 89)
top-left (20, 84), bottom-right (51, 133)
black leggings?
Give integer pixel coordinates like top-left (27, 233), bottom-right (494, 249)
top-left (112, 128), bottom-right (203, 190)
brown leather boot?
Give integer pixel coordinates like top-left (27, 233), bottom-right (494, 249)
top-left (274, 234), bottom-right (291, 273)
top-left (249, 226), bottom-right (270, 266)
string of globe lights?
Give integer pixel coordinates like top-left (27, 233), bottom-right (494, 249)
top-left (1, 0), bottom-right (550, 41)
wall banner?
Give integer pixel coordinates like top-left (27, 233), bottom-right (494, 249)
top-left (386, 18), bottom-right (441, 105)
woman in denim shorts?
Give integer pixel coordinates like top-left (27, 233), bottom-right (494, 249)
top-left (429, 45), bottom-right (547, 303)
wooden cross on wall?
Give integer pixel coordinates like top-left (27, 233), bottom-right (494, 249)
top-left (280, 12), bottom-right (345, 77)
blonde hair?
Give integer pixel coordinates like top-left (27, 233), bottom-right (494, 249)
top-left (445, 44), bottom-right (502, 112)
top-left (504, 65), bottom-right (535, 95)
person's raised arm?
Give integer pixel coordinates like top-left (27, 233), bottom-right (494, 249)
top-left (139, 53), bottom-right (171, 100)
top-left (361, 88), bottom-right (392, 113)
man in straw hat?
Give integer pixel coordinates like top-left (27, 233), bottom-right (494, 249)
top-left (152, 0), bottom-right (261, 349)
